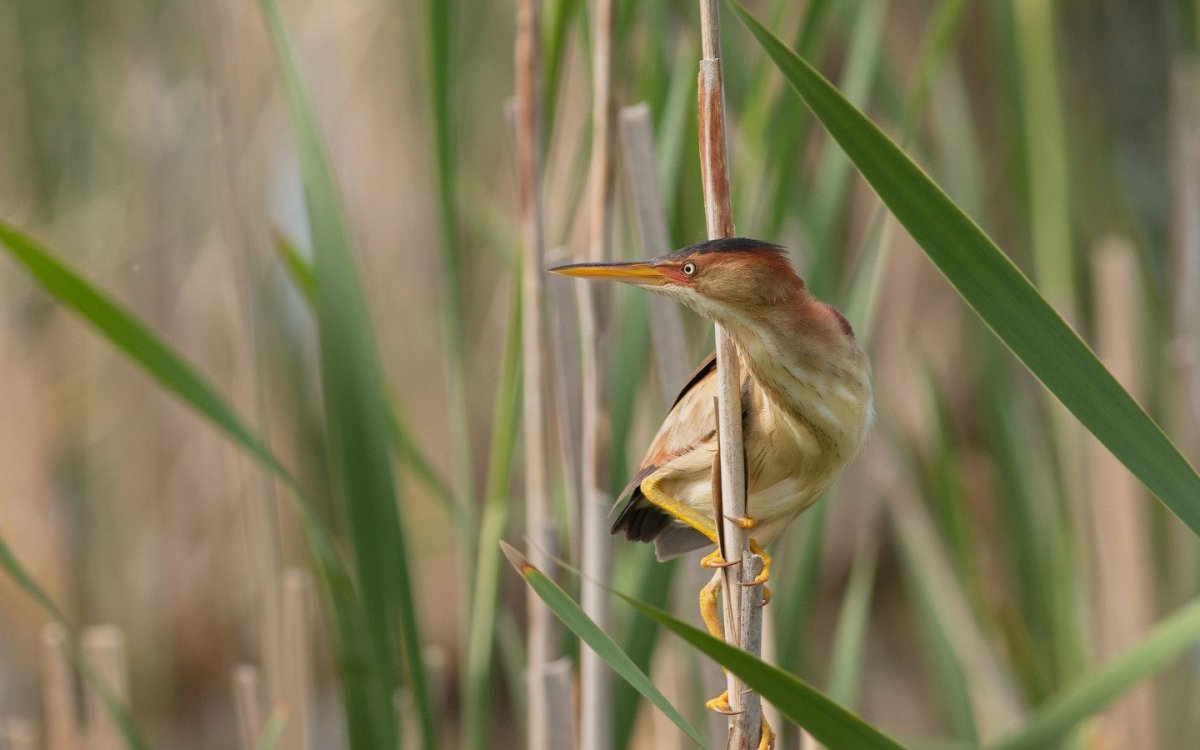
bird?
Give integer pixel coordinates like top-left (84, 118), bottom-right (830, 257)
top-left (552, 237), bottom-right (873, 741)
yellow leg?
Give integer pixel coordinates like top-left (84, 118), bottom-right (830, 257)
top-left (757, 715), bottom-right (775, 750)
top-left (704, 690), bottom-right (736, 714)
top-left (740, 538), bottom-right (772, 588)
top-left (641, 475), bottom-right (718, 542)
top-left (700, 549), bottom-right (737, 569)
top-left (699, 571), bottom-right (724, 641)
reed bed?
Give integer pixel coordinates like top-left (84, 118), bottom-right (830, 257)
top-left (0, 1), bottom-right (1198, 749)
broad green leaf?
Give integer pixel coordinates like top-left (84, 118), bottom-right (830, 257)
top-left (258, 2), bottom-right (435, 748)
top-left (989, 597), bottom-right (1200, 750)
top-left (0, 219), bottom-right (360, 750)
top-left (726, 0), bottom-right (1200, 534)
top-left (609, 584), bottom-right (906, 750)
top-left (272, 231), bottom-right (461, 528)
top-left (613, 550), bottom-right (678, 750)
top-left (0, 221), bottom-right (291, 485)
top-left (502, 543), bottom-right (709, 748)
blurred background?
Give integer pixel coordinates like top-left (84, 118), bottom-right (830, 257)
top-left (0, 0), bottom-right (1198, 748)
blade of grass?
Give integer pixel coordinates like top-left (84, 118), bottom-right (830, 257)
top-left (0, 221), bottom-right (378, 750)
top-left (610, 577), bottom-right (907, 750)
top-left (826, 537), bottom-right (878, 707)
top-left (423, 0), bottom-right (476, 536)
top-left (464, 274), bottom-right (522, 750)
top-left (805, 0), bottom-right (888, 297)
top-left (906, 558), bottom-right (980, 747)
top-left (257, 3), bottom-right (435, 748)
top-left (888, 491), bottom-right (1024, 741)
top-left (989, 597), bottom-right (1200, 750)
top-left (273, 231), bottom-right (460, 526)
top-left (774, 497), bottom-right (830, 676)
top-left (501, 543), bottom-right (709, 748)
top-left (0, 538), bottom-right (146, 750)
top-left (612, 552), bottom-right (679, 750)
top-left (727, 0), bottom-right (1200, 533)
top-left (528, 543), bottom-right (902, 749)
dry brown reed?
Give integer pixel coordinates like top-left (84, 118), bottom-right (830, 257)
top-left (579, 0), bottom-right (617, 748)
top-left (695, 1), bottom-right (764, 746)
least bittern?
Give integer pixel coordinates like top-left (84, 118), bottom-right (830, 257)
top-left (552, 238), bottom-right (873, 745)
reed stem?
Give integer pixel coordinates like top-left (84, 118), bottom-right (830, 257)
top-left (514, 2), bottom-right (558, 747)
top-left (696, 2), bottom-right (761, 747)
top-left (579, 0), bottom-right (616, 745)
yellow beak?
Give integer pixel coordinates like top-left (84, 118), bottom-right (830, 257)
top-left (548, 260), bottom-right (668, 285)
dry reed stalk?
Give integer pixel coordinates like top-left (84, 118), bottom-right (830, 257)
top-left (759, 601), bottom-right (780, 738)
top-left (696, 2), bottom-right (762, 747)
top-left (40, 623), bottom-right (80, 750)
top-left (81, 626), bottom-right (128, 750)
top-left (618, 103), bottom-right (692, 403)
top-left (578, 0), bottom-right (616, 748)
top-left (0, 718), bottom-right (38, 750)
top-left (538, 657), bottom-right (577, 750)
top-left (197, 1), bottom-right (284, 706)
top-left (280, 568), bottom-right (312, 750)
top-left (649, 641), bottom-right (688, 750)
top-left (1086, 237), bottom-right (1155, 748)
top-left (514, 3), bottom-right (559, 748)
top-left (232, 664), bottom-right (266, 750)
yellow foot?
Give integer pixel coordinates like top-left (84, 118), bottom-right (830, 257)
top-left (705, 690), bottom-right (739, 715)
top-left (738, 538), bottom-right (772, 588)
top-left (757, 715), bottom-right (775, 750)
top-left (699, 571), bottom-right (724, 640)
top-left (700, 549), bottom-right (737, 569)
top-left (725, 515), bottom-right (758, 529)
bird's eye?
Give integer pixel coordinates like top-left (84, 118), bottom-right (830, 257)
top-left (682, 262), bottom-right (697, 276)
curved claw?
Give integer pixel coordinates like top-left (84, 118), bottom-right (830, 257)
top-left (724, 514), bottom-right (758, 530)
top-left (737, 538), bottom-right (772, 588)
top-left (700, 549), bottom-right (738, 569)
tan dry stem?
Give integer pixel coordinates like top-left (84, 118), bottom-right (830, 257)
top-left (515, 2), bottom-right (558, 749)
top-left (696, 2), bottom-right (757, 747)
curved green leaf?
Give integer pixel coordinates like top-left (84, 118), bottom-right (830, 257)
top-left (501, 543), bottom-right (709, 748)
top-left (610, 585), bottom-right (906, 750)
top-left (0, 537), bottom-right (147, 750)
top-left (989, 597), bottom-right (1200, 750)
top-left (258, 1), bottom-right (436, 748)
top-left (0, 219), bottom-right (363, 750)
top-left (272, 230), bottom-right (461, 529)
top-left (726, 0), bottom-right (1200, 533)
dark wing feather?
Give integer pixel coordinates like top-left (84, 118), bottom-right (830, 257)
top-left (672, 351), bottom-right (717, 408)
top-left (611, 353), bottom-right (718, 543)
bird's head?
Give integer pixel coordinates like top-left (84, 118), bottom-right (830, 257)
top-left (550, 237), bottom-right (804, 324)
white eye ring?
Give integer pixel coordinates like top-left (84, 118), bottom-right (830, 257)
top-left (682, 262), bottom-right (697, 276)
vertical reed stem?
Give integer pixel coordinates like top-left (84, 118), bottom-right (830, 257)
top-left (232, 665), bottom-right (265, 750)
top-left (514, 2), bottom-right (558, 748)
top-left (281, 569), bottom-right (312, 750)
top-left (579, 0), bottom-right (616, 747)
top-left (82, 626), bottom-right (128, 750)
top-left (619, 103), bottom-right (692, 402)
top-left (0, 718), bottom-right (38, 750)
top-left (40, 623), bottom-right (79, 750)
top-left (696, 2), bottom-right (761, 747)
